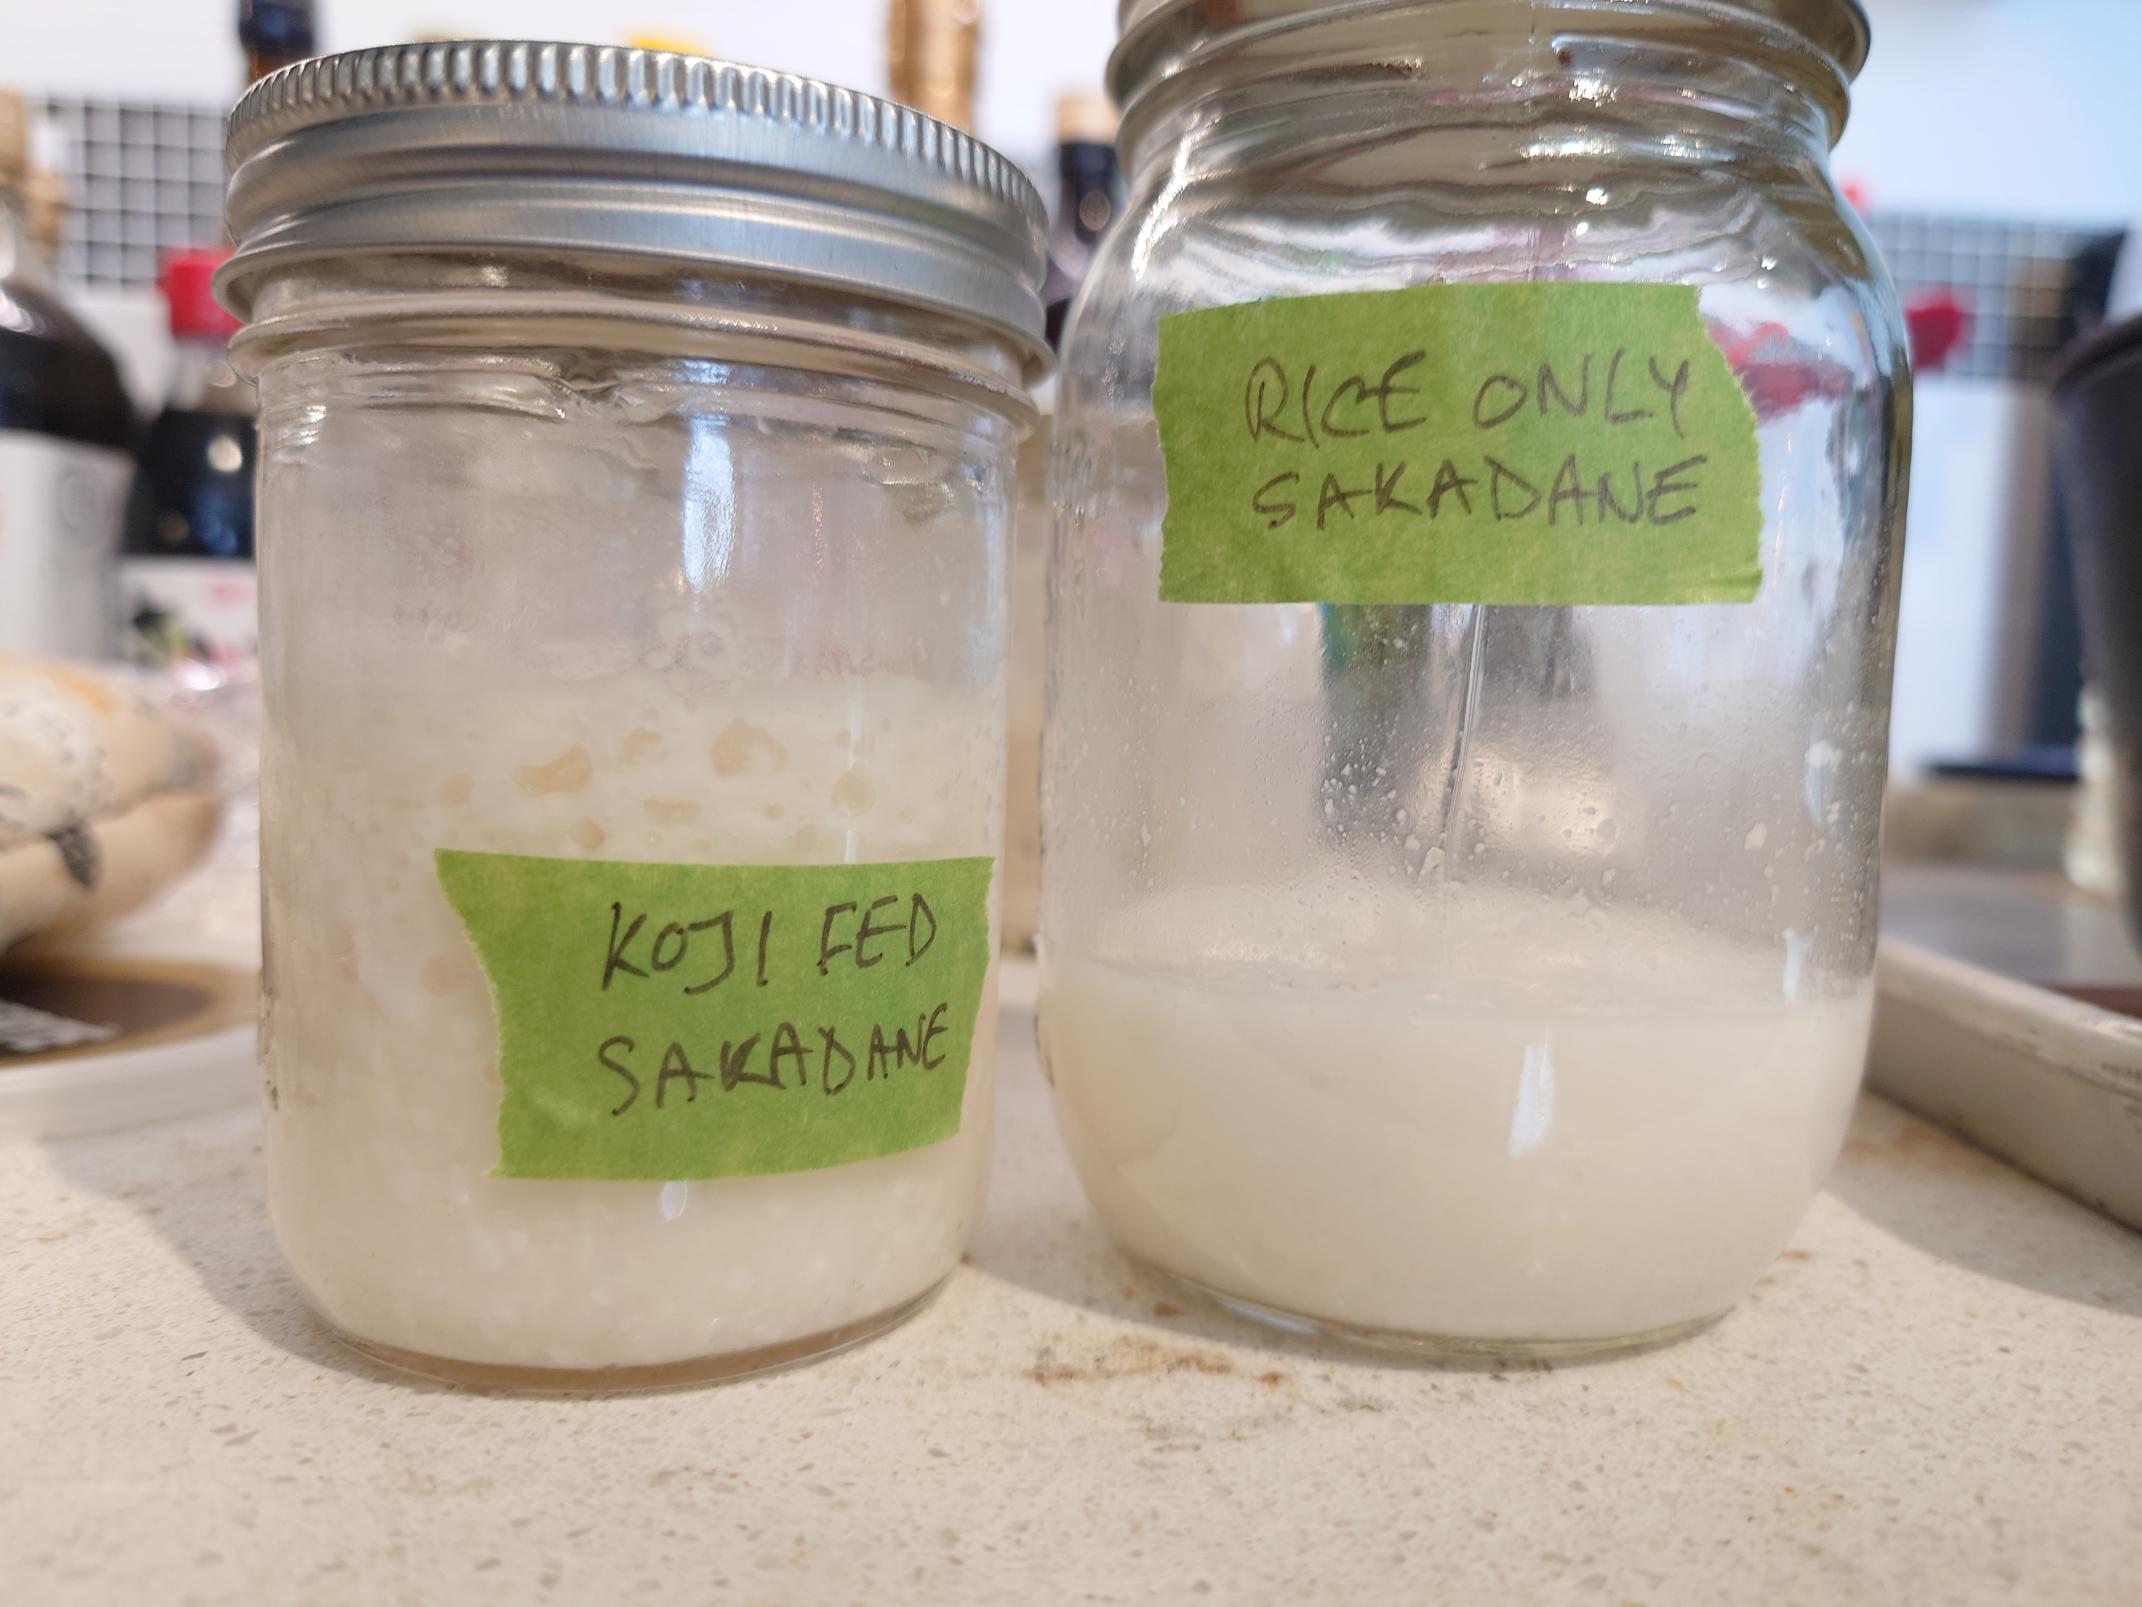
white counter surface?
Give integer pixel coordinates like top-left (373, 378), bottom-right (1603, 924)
top-left (5, 986), bottom-right (2140, 1606)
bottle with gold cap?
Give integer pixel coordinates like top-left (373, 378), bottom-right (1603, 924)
top-left (23, 139), bottom-right (68, 268)
top-left (0, 87), bottom-right (135, 659)
top-left (887, 0), bottom-right (979, 130)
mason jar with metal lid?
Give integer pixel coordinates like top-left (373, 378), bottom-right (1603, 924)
top-left (220, 42), bottom-right (1047, 1387)
top-left (1042, 0), bottom-right (1908, 1357)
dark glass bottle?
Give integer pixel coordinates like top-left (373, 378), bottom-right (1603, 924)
top-left (121, 250), bottom-right (257, 667)
top-left (1042, 94), bottom-right (1123, 350)
top-left (239, 0), bottom-right (317, 82)
top-left (0, 88), bottom-right (135, 658)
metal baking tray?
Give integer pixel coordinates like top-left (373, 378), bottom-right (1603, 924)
top-left (1871, 865), bottom-right (2142, 1232)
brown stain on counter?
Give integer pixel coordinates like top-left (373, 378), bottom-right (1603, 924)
top-left (1028, 1334), bottom-right (1292, 1390)
top-left (1842, 1116), bottom-right (2005, 1176)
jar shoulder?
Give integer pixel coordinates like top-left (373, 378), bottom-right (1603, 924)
top-left (1061, 157), bottom-right (1905, 391)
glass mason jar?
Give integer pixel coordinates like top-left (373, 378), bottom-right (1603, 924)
top-left (221, 43), bottom-right (1046, 1387)
top-left (1043, 0), bottom-right (1908, 1357)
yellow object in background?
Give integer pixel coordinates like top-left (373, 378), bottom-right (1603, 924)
top-left (626, 33), bottom-right (715, 58)
top-left (888, 0), bottom-right (979, 131)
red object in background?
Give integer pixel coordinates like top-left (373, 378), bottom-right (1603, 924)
top-left (1706, 290), bottom-right (1973, 424)
top-left (1708, 319), bottom-right (1852, 419)
top-left (159, 249), bottom-right (242, 341)
top-left (1904, 290), bottom-right (1971, 373)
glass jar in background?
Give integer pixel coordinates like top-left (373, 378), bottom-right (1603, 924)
top-left (1043, 0), bottom-right (1908, 1357)
top-left (222, 43), bottom-right (1046, 1387)
top-left (1005, 415), bottom-right (1053, 949)
top-left (1005, 94), bottom-right (1125, 950)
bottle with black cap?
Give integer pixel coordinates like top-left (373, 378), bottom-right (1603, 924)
top-left (1042, 93), bottom-right (1121, 350)
top-left (121, 250), bottom-right (257, 667)
top-left (240, 0), bottom-right (317, 83)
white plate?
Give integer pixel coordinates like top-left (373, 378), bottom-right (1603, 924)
top-left (0, 1014), bottom-right (255, 1138)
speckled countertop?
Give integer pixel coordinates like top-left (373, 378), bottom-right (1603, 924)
top-left (5, 979), bottom-right (2141, 1606)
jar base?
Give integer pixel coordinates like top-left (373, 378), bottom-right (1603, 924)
top-left (323, 1279), bottom-right (945, 1393)
top-left (1145, 1260), bottom-right (1726, 1366)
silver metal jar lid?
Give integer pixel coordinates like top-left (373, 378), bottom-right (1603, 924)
top-left (219, 40), bottom-right (1050, 373)
top-left (1110, 0), bottom-right (1872, 128)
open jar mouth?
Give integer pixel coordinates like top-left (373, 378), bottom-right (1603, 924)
top-left (1106, 0), bottom-right (1869, 170)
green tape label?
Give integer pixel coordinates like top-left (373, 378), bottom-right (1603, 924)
top-left (1153, 282), bottom-right (1763, 606)
top-left (435, 850), bottom-right (994, 1181)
